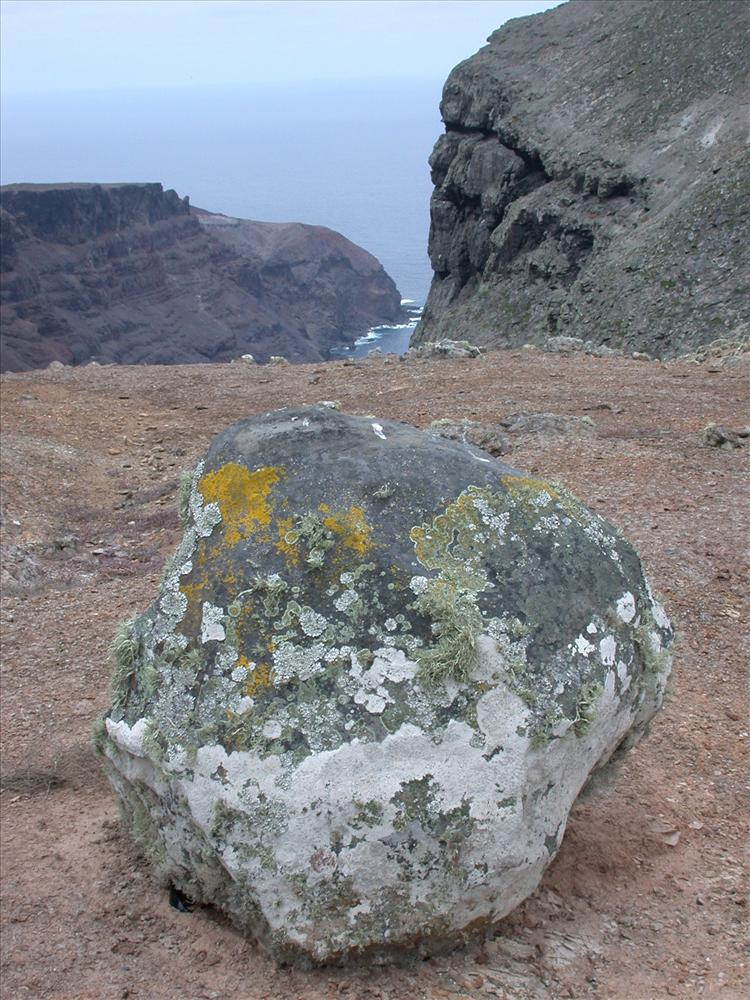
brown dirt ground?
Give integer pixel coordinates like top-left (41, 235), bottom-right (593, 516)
top-left (1, 350), bottom-right (748, 1000)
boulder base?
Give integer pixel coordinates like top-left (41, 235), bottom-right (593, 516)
top-left (97, 406), bottom-right (672, 965)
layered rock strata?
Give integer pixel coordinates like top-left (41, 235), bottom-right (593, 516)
top-left (414, 0), bottom-right (750, 357)
top-left (0, 183), bottom-right (403, 370)
top-left (96, 406), bottom-right (673, 965)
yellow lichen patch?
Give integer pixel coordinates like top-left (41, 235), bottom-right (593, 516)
top-left (500, 475), bottom-right (558, 503)
top-left (275, 516), bottom-right (300, 566)
top-left (179, 579), bottom-right (203, 624)
top-left (321, 505), bottom-right (372, 557)
top-left (501, 474), bottom-right (591, 524)
top-left (244, 662), bottom-right (274, 697)
top-left (198, 463), bottom-right (284, 547)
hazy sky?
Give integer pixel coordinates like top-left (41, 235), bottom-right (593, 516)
top-left (2, 0), bottom-right (563, 95)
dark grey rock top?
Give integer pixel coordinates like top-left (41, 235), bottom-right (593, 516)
top-left (0, 182), bottom-right (189, 246)
top-left (97, 406), bottom-right (673, 965)
top-left (414, 0), bottom-right (750, 358)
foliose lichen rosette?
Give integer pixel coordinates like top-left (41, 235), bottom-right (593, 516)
top-left (94, 405), bottom-right (673, 965)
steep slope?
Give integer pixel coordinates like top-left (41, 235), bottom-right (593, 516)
top-left (0, 183), bottom-right (403, 370)
top-left (414, 0), bottom-right (750, 357)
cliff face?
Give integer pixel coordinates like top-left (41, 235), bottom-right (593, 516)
top-left (0, 183), bottom-right (402, 371)
top-left (414, 0), bottom-right (750, 357)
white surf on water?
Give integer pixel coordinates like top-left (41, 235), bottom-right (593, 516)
top-left (332, 303), bottom-right (423, 358)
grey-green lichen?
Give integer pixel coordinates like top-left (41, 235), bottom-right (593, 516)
top-left (405, 480), bottom-right (673, 747)
top-left (372, 482), bottom-right (396, 501)
top-left (90, 714), bottom-right (108, 757)
top-left (413, 577), bottom-right (482, 685)
top-left (633, 605), bottom-right (673, 675)
top-left (572, 681), bottom-right (604, 736)
top-left (128, 797), bottom-right (167, 870)
top-left (283, 513), bottom-right (337, 569)
top-left (141, 719), bottom-right (168, 761)
top-left (109, 617), bottom-right (140, 713)
top-left (178, 467), bottom-right (195, 525)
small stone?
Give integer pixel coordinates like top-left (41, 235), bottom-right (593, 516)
top-left (53, 533), bottom-right (78, 550)
top-left (0, 544), bottom-right (44, 594)
top-left (701, 423), bottom-right (741, 448)
top-left (589, 345), bottom-right (622, 358)
top-left (408, 339), bottom-right (482, 359)
top-left (430, 418), bottom-right (511, 456)
top-left (544, 336), bottom-right (586, 354)
top-left (499, 412), bottom-right (595, 436)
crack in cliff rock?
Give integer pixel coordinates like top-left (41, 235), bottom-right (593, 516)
top-left (428, 121), bottom-right (599, 303)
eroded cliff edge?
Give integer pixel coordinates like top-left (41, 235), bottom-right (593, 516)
top-left (0, 183), bottom-right (403, 371)
top-left (414, 0), bottom-right (750, 358)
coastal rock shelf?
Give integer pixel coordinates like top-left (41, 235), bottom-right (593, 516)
top-left (0, 183), bottom-right (403, 371)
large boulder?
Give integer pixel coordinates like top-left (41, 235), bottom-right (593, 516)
top-left (95, 406), bottom-right (673, 965)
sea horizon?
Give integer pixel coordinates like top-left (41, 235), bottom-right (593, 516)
top-left (1, 79), bottom-right (443, 325)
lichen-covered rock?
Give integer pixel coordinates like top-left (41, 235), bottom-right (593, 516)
top-left (407, 338), bottom-right (483, 359)
top-left (96, 405), bottom-right (673, 966)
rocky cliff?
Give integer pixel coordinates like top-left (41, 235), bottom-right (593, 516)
top-left (414, 0), bottom-right (750, 357)
top-left (0, 183), bottom-right (403, 371)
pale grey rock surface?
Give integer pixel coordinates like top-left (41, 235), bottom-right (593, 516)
top-left (414, 0), bottom-right (750, 358)
top-left (406, 338), bottom-right (483, 359)
top-left (96, 406), bottom-right (673, 965)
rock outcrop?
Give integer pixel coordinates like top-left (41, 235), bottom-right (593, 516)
top-left (96, 405), bottom-right (673, 965)
top-left (414, 0), bottom-right (750, 358)
top-left (0, 183), bottom-right (403, 370)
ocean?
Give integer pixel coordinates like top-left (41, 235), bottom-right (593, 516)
top-left (0, 80), bottom-right (443, 356)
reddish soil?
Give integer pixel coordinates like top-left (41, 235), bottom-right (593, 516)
top-left (1, 350), bottom-right (748, 1000)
